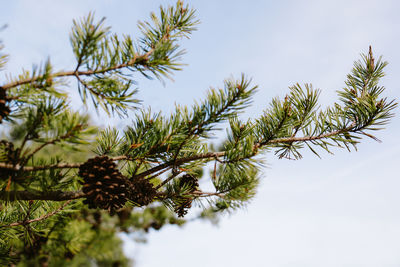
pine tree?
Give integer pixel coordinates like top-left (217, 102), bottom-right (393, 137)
top-left (0, 1), bottom-right (396, 266)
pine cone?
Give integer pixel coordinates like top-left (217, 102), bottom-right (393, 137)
top-left (174, 197), bottom-right (193, 217)
top-left (179, 173), bottom-right (199, 191)
top-left (128, 176), bottom-right (157, 206)
top-left (174, 174), bottom-right (199, 217)
top-left (0, 87), bottom-right (10, 124)
top-left (79, 156), bottom-right (128, 213)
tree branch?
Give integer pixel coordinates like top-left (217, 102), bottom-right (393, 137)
top-left (192, 190), bottom-right (226, 198)
top-left (0, 190), bottom-right (85, 201)
top-left (1, 54), bottom-right (151, 90)
top-left (154, 168), bottom-right (182, 190)
top-left (0, 122), bottom-right (361, 203)
top-left (171, 82), bottom-right (246, 166)
top-left (1, 13), bottom-right (186, 92)
top-left (0, 200), bottom-right (72, 228)
top-left (264, 122), bottom-right (356, 145)
top-left (0, 123), bottom-right (356, 173)
top-left (132, 152), bottom-right (225, 180)
top-left (0, 155), bottom-right (128, 171)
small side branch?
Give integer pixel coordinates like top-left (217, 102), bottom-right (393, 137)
top-left (192, 191), bottom-right (226, 198)
top-left (259, 122), bottom-right (356, 146)
top-left (0, 200), bottom-right (72, 228)
top-left (133, 152), bottom-right (225, 180)
top-left (154, 168), bottom-right (182, 190)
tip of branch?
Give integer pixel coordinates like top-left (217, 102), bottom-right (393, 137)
top-left (369, 45), bottom-right (375, 70)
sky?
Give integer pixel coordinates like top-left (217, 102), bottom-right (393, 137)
top-left (2, 1), bottom-right (400, 266)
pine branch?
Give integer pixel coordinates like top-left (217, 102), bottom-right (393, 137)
top-left (1, 55), bottom-right (150, 91)
top-left (3, 2), bottom-right (197, 92)
top-left (192, 190), bottom-right (226, 198)
top-left (154, 169), bottom-right (182, 190)
top-left (264, 122), bottom-right (356, 145)
top-left (0, 190), bottom-right (84, 201)
top-left (21, 126), bottom-right (85, 165)
top-left (0, 200), bottom-right (72, 228)
top-left (171, 76), bottom-right (254, 164)
top-left (0, 123), bottom-right (357, 173)
top-left (132, 152), bottom-right (225, 180)
top-left (0, 188), bottom-right (227, 202)
top-left (0, 155), bottom-right (128, 171)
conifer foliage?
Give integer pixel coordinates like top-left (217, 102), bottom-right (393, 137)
top-left (0, 87), bottom-right (10, 123)
top-left (0, 1), bottom-right (397, 266)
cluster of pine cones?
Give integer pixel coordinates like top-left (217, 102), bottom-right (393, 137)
top-left (79, 155), bottom-right (199, 217)
top-left (0, 87), bottom-right (10, 124)
top-left (79, 156), bottom-right (158, 213)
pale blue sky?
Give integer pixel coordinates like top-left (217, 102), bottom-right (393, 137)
top-left (2, 1), bottom-right (400, 266)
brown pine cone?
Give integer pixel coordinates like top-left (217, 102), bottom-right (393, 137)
top-left (174, 174), bottom-right (199, 217)
top-left (128, 176), bottom-right (157, 206)
top-left (174, 197), bottom-right (193, 218)
top-left (178, 174), bottom-right (199, 192)
top-left (79, 155), bottom-right (128, 213)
